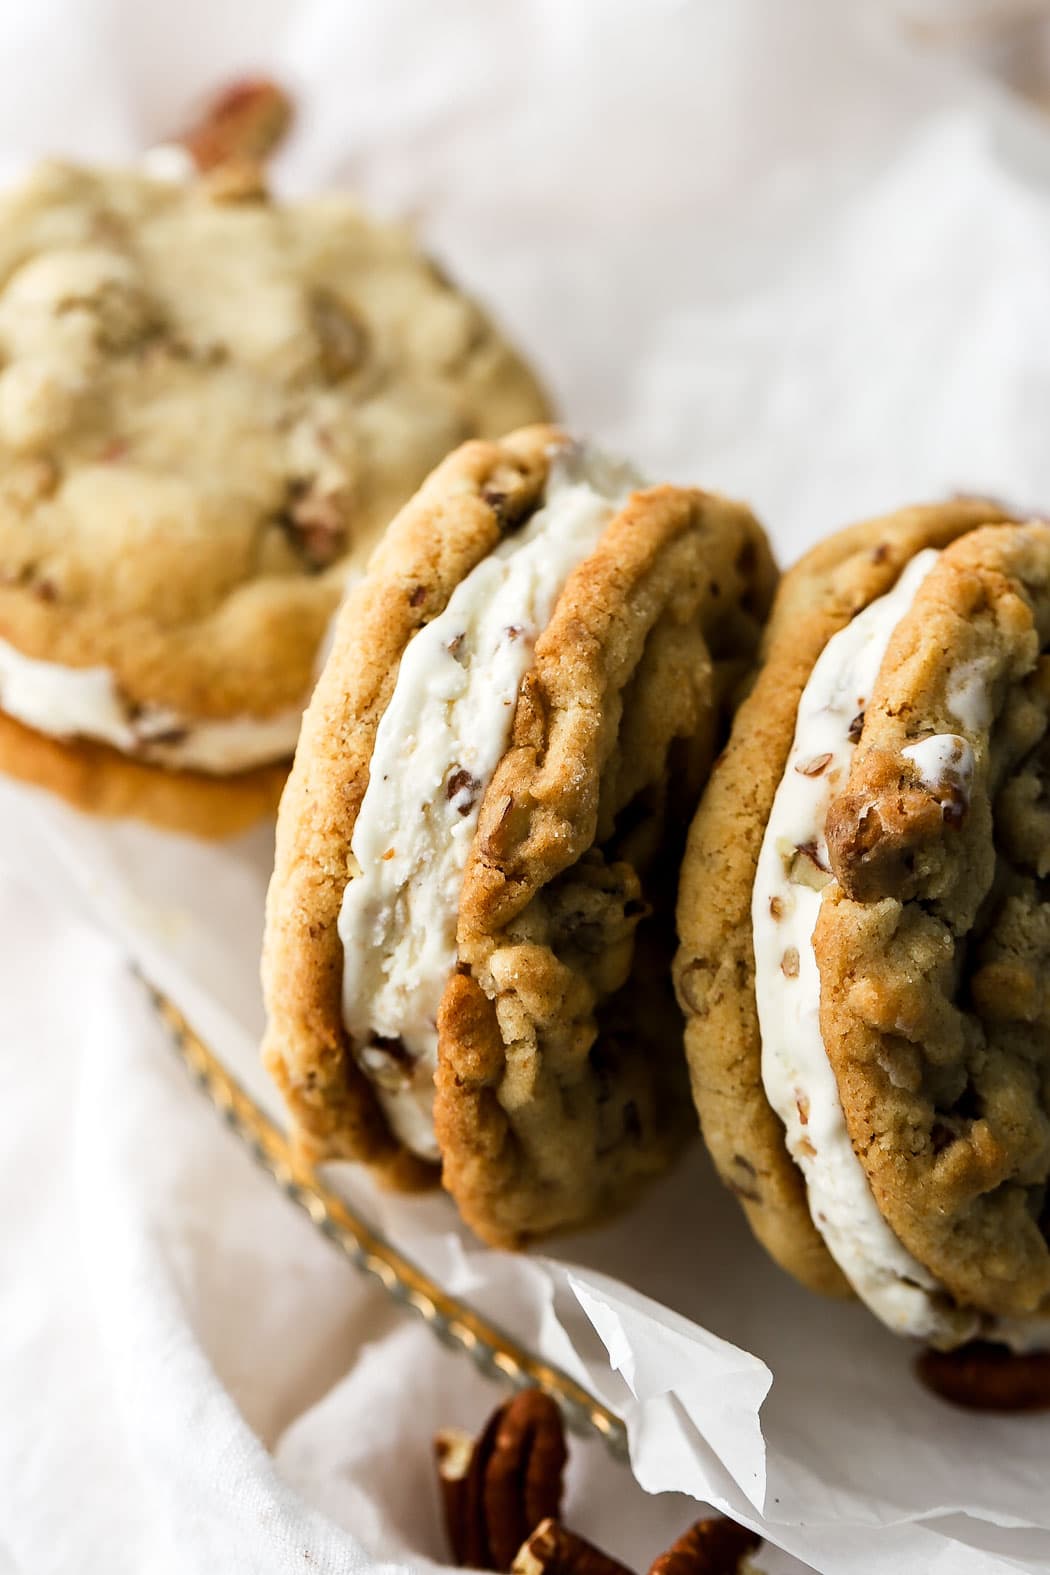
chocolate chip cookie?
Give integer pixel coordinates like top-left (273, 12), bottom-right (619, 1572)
top-left (262, 426), bottom-right (775, 1243)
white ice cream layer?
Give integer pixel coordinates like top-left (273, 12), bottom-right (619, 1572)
top-left (901, 733), bottom-right (974, 798)
top-left (0, 635), bottom-right (304, 773)
top-left (947, 658), bottom-right (994, 731)
top-left (337, 444), bottom-right (638, 1160)
top-left (753, 549), bottom-right (1050, 1348)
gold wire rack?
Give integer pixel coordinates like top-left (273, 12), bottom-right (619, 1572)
top-left (154, 986), bottom-right (628, 1457)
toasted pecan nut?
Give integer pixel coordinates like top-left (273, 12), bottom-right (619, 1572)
top-left (461, 1401), bottom-right (512, 1568)
top-left (647, 1516), bottom-right (762, 1575)
top-left (310, 287), bottom-right (369, 382)
top-left (511, 1518), bottom-right (635, 1575)
top-left (484, 1391), bottom-right (569, 1569)
top-left (434, 1428), bottom-right (475, 1563)
top-left (180, 77), bottom-right (293, 173)
top-left (916, 1341), bottom-right (1050, 1411)
top-left (436, 1389), bottom-right (568, 1569)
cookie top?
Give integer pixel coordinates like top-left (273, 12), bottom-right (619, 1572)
top-left (675, 499), bottom-right (1016, 1301)
top-left (263, 427), bottom-right (776, 1240)
top-left (0, 161), bottom-right (549, 726)
top-left (440, 458), bottom-right (775, 1245)
top-left (264, 428), bottom-right (561, 1192)
top-left (818, 522), bottom-right (1050, 1319)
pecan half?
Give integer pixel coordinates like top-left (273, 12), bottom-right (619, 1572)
top-left (435, 1389), bottom-right (568, 1570)
top-left (916, 1342), bottom-right (1050, 1411)
top-left (647, 1516), bottom-right (761, 1575)
top-left (795, 752), bottom-right (832, 779)
top-left (180, 77), bottom-right (294, 172)
top-left (511, 1519), bottom-right (634, 1575)
top-left (435, 1428), bottom-right (475, 1564)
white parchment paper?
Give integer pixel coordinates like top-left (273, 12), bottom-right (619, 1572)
top-left (3, 2), bottom-right (1050, 1570)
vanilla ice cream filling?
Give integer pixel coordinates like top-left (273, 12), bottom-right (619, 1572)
top-left (753, 549), bottom-right (1050, 1349)
top-left (337, 445), bottom-right (638, 1160)
top-left (0, 635), bottom-right (306, 773)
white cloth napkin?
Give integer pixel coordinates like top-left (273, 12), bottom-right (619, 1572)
top-left (2, 867), bottom-right (750, 1575)
top-left (4, 3), bottom-right (1050, 1573)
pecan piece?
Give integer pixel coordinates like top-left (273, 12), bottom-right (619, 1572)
top-left (825, 785), bottom-right (947, 903)
top-left (647, 1516), bottom-right (761, 1575)
top-left (726, 1153), bottom-right (761, 1204)
top-left (310, 288), bottom-right (369, 382)
top-left (358, 1034), bottom-right (412, 1094)
top-left (480, 790), bottom-right (534, 863)
top-left (787, 841), bottom-right (831, 891)
top-left (123, 697), bottom-right (189, 748)
top-left (180, 77), bottom-right (293, 172)
top-left (434, 1428), bottom-right (475, 1564)
top-left (447, 767), bottom-right (481, 816)
top-left (676, 957), bottom-right (711, 1017)
top-left (279, 481), bottom-right (349, 570)
top-left (435, 1389), bottom-right (568, 1570)
top-left (916, 1342), bottom-right (1050, 1411)
top-left (480, 462), bottom-right (539, 534)
top-left (511, 1519), bottom-right (634, 1575)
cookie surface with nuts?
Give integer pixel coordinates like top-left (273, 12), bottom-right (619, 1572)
top-left (0, 160), bottom-right (548, 833)
top-left (817, 522), bottom-right (1050, 1320)
top-left (676, 498), bottom-right (1050, 1358)
top-left (262, 425), bottom-right (775, 1234)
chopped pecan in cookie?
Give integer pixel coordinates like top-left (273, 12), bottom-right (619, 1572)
top-left (279, 479), bottom-right (350, 569)
top-left (310, 288), bottom-right (369, 382)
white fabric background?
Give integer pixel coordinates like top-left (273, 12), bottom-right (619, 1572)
top-left (1, 870), bottom-right (740, 1575)
top-left (4, 3), bottom-right (1050, 1572)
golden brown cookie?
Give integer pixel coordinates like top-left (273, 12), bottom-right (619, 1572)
top-left (0, 160), bottom-right (549, 833)
top-left (0, 709), bottom-right (287, 837)
top-left (673, 499), bottom-right (1050, 1348)
top-left (262, 426), bottom-right (775, 1243)
top-left (818, 523), bottom-right (1050, 1320)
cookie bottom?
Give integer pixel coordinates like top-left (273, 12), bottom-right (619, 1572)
top-left (0, 708), bottom-right (290, 838)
